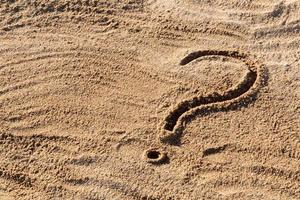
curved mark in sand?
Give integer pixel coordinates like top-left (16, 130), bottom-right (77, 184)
top-left (157, 50), bottom-right (266, 145)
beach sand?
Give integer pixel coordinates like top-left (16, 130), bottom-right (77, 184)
top-left (0, 0), bottom-right (299, 199)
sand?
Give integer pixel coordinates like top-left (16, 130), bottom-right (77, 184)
top-left (0, 0), bottom-right (299, 199)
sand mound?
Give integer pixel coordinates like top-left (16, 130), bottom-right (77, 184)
top-left (0, 0), bottom-right (299, 199)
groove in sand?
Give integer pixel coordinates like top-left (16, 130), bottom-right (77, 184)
top-left (159, 50), bottom-right (266, 144)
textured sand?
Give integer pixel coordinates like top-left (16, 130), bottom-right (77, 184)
top-left (0, 0), bottom-right (299, 199)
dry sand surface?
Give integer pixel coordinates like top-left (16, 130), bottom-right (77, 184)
top-left (0, 0), bottom-right (300, 199)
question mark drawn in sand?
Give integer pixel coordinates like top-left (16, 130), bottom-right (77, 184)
top-left (144, 50), bottom-right (266, 164)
